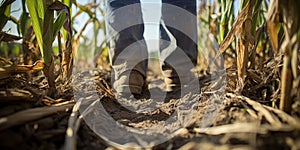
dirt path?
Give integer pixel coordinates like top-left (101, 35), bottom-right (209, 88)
top-left (0, 62), bottom-right (300, 149)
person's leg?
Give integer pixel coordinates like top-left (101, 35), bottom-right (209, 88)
top-left (106, 0), bottom-right (148, 96)
top-left (160, 0), bottom-right (198, 92)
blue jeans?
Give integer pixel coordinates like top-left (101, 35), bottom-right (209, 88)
top-left (106, 0), bottom-right (197, 94)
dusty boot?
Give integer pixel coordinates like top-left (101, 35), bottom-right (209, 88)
top-left (163, 69), bottom-right (181, 92)
top-left (161, 63), bottom-right (181, 102)
top-left (162, 62), bottom-right (199, 102)
top-left (113, 70), bottom-right (146, 99)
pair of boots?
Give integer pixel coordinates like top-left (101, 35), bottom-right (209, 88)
top-left (112, 68), bottom-right (182, 99)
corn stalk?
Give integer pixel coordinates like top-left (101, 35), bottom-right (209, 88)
top-left (219, 0), bottom-right (259, 91)
top-left (26, 0), bottom-right (72, 97)
top-left (279, 0), bottom-right (300, 112)
top-left (50, 1), bottom-right (73, 81)
top-left (26, 0), bottom-right (56, 96)
top-left (59, 0), bottom-right (73, 80)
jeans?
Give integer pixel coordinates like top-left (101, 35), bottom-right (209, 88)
top-left (106, 0), bottom-right (198, 94)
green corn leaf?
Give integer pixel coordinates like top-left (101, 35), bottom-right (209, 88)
top-left (219, 0), bottom-right (234, 42)
top-left (42, 0), bottom-right (54, 66)
top-left (251, 0), bottom-right (262, 35)
top-left (36, 0), bottom-right (45, 21)
top-left (62, 0), bottom-right (72, 7)
top-left (26, 0), bottom-right (45, 60)
top-left (49, 1), bottom-right (72, 45)
top-left (50, 0), bottom-right (72, 54)
top-left (53, 11), bottom-right (67, 38)
top-left (19, 11), bottom-right (29, 36)
top-left (20, 0), bottom-right (29, 36)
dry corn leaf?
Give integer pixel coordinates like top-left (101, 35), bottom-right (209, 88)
top-left (0, 32), bottom-right (22, 42)
top-left (0, 57), bottom-right (13, 67)
top-left (0, 103), bottom-right (74, 131)
top-left (0, 60), bottom-right (44, 79)
top-left (218, 0), bottom-right (255, 56)
top-left (267, 0), bottom-right (280, 55)
top-left (0, 89), bottom-right (33, 102)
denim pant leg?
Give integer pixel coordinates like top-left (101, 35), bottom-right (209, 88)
top-left (159, 0), bottom-right (198, 91)
top-left (106, 0), bottom-right (148, 94)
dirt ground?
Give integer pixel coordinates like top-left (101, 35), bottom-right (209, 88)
top-left (0, 60), bottom-right (300, 150)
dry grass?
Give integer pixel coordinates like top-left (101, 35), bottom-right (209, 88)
top-left (0, 0), bottom-right (299, 149)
